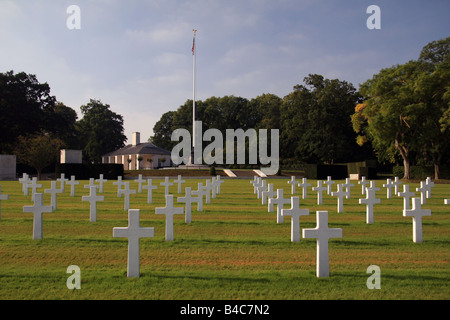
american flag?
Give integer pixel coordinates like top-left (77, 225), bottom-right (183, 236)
top-left (192, 37), bottom-right (195, 55)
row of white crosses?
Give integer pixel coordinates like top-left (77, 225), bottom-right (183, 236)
top-left (251, 176), bottom-right (343, 278)
top-left (113, 175), bottom-right (225, 278)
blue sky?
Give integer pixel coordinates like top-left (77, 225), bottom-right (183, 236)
top-left (1, 0), bottom-right (449, 143)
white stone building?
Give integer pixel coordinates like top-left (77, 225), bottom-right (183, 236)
top-left (101, 132), bottom-right (171, 170)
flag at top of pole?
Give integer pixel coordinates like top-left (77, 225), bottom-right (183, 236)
top-left (192, 29), bottom-right (197, 55)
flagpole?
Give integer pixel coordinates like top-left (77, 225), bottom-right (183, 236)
top-left (192, 29), bottom-right (197, 163)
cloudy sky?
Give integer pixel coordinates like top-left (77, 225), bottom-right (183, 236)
top-left (1, 0), bottom-right (449, 144)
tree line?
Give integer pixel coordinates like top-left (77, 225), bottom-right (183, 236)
top-left (152, 37), bottom-right (449, 179)
top-left (0, 71), bottom-right (126, 177)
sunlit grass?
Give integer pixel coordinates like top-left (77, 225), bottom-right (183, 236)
top-left (0, 177), bottom-right (449, 299)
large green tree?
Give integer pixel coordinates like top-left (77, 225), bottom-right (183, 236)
top-left (281, 74), bottom-right (364, 163)
top-left (76, 99), bottom-right (126, 163)
top-left (353, 37), bottom-right (449, 179)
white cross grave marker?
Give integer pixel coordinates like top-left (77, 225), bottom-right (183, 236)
top-left (398, 184), bottom-right (415, 210)
top-left (287, 176), bottom-right (299, 195)
top-left (392, 177), bottom-right (402, 196)
top-left (383, 178), bottom-right (395, 199)
top-left (282, 196), bottom-right (310, 242)
top-left (84, 178), bottom-right (97, 191)
top-left (134, 174), bottom-right (146, 193)
top-left (312, 180), bottom-right (327, 205)
top-left (302, 211), bottom-right (343, 278)
top-left (160, 177), bottom-right (173, 195)
top-left (262, 183), bottom-right (276, 206)
top-left (297, 178), bottom-right (311, 199)
top-left (204, 179), bottom-right (213, 204)
top-left (0, 185), bottom-right (10, 220)
top-left (173, 175), bottom-right (186, 194)
top-left (444, 199), bottom-right (449, 205)
top-left (209, 177), bottom-right (217, 199)
top-left (82, 186), bottom-right (105, 222)
top-left (256, 179), bottom-right (267, 200)
top-left (424, 177), bottom-right (434, 199)
top-left (358, 176), bottom-right (369, 195)
top-left (57, 173), bottom-right (69, 193)
top-left (416, 181), bottom-right (427, 205)
top-left (268, 189), bottom-right (291, 224)
top-left (113, 209), bottom-right (155, 278)
top-left (403, 197), bottom-right (431, 243)
top-left (95, 174), bottom-right (107, 193)
top-left (331, 184), bottom-right (346, 213)
top-left (214, 175), bottom-right (224, 194)
top-left (113, 176), bottom-right (125, 197)
top-left (118, 182), bottom-right (136, 211)
top-left (177, 187), bottom-right (200, 223)
top-left (324, 176), bottom-right (335, 195)
top-left (342, 178), bottom-right (354, 199)
top-left (23, 193), bottom-right (53, 240)
top-left (19, 173), bottom-right (30, 195)
top-left (44, 181), bottom-right (63, 210)
top-left (142, 179), bottom-right (158, 204)
top-left (359, 186), bottom-right (381, 224)
top-left (191, 182), bottom-right (204, 211)
top-left (155, 195), bottom-right (184, 241)
top-left (29, 177), bottom-right (42, 201)
top-left (66, 175), bottom-right (79, 197)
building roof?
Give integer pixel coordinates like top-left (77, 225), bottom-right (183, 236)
top-left (103, 142), bottom-right (171, 157)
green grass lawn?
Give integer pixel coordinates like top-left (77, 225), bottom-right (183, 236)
top-left (0, 177), bottom-right (449, 300)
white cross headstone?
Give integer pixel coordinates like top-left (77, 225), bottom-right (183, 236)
top-left (398, 184), bottom-right (415, 210)
top-left (250, 176), bottom-right (260, 194)
top-left (84, 178), bottom-right (97, 191)
top-left (57, 173), bottom-right (69, 193)
top-left (95, 174), bottom-right (107, 193)
top-left (19, 173), bottom-right (30, 195)
top-left (262, 183), bottom-right (276, 206)
top-left (23, 193), bottom-right (53, 240)
top-left (142, 179), bottom-right (158, 204)
top-left (302, 211), bottom-right (343, 278)
top-left (118, 182), bottom-right (136, 211)
top-left (287, 176), bottom-right (299, 195)
top-left (383, 178), bottom-right (395, 199)
top-left (424, 177), bottom-right (434, 198)
top-left (44, 181), bottom-right (63, 210)
top-left (203, 179), bottom-right (213, 204)
top-left (358, 176), bottom-right (369, 195)
top-left (359, 186), bottom-right (381, 224)
top-left (82, 186), bottom-right (105, 222)
top-left (113, 209), bottom-right (154, 278)
top-left (268, 189), bottom-right (290, 224)
top-left (256, 179), bottom-right (267, 200)
top-left (297, 178), bottom-right (311, 199)
top-left (0, 185), bottom-right (10, 220)
top-left (134, 174), bottom-right (146, 193)
top-left (113, 176), bottom-right (125, 197)
top-left (214, 175), bottom-right (224, 194)
top-left (29, 177), bottom-right (42, 201)
top-left (331, 184), bottom-right (346, 213)
top-left (177, 187), bottom-right (200, 223)
top-left (403, 197), bottom-right (431, 243)
top-left (191, 182), bottom-right (204, 211)
top-left (444, 199), bottom-right (450, 205)
top-left (209, 177), bottom-right (217, 199)
top-left (66, 175), bottom-right (79, 197)
top-left (160, 177), bottom-right (173, 196)
top-left (416, 181), bottom-right (427, 205)
top-left (155, 195), bottom-right (184, 241)
top-left (324, 176), bottom-right (335, 195)
top-left (312, 180), bottom-right (327, 205)
top-left (173, 175), bottom-right (185, 194)
top-left (282, 196), bottom-right (310, 242)
top-left (342, 178), bottom-right (354, 199)
top-left (392, 177), bottom-right (402, 196)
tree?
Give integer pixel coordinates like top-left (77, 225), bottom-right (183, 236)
top-left (353, 37), bottom-right (450, 179)
top-left (281, 74), bottom-right (364, 163)
top-left (76, 99), bottom-right (126, 163)
top-left (0, 71), bottom-right (56, 153)
top-left (150, 111), bottom-right (176, 151)
top-left (14, 133), bottom-right (65, 180)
